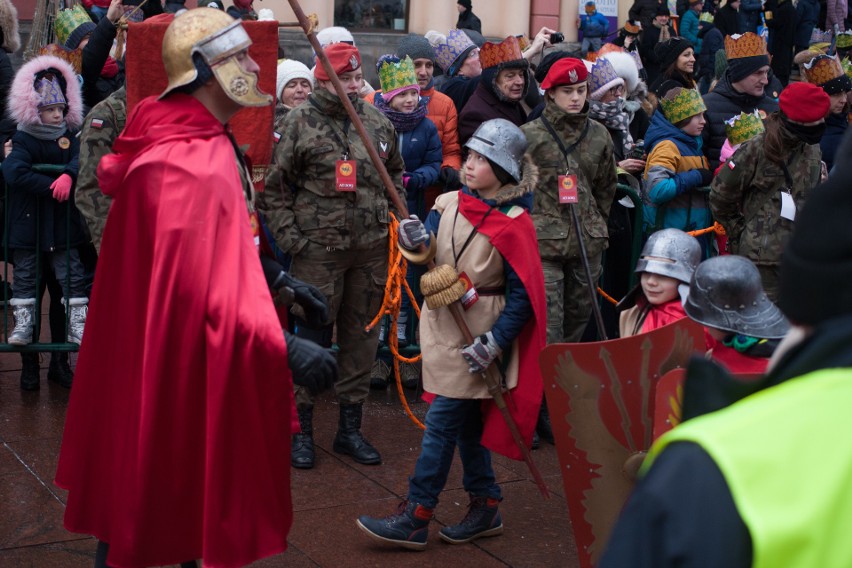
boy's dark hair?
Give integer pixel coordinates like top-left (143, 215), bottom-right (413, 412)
top-left (488, 158), bottom-right (515, 186)
top-left (174, 53), bottom-right (216, 95)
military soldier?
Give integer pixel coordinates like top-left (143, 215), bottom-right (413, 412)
top-left (521, 57), bottom-right (617, 344)
top-left (75, 85), bottom-right (126, 252)
top-left (259, 42), bottom-right (406, 469)
top-left (710, 82), bottom-right (827, 301)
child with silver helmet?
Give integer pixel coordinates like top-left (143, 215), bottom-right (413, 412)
top-left (358, 118), bottom-right (546, 550)
top-left (618, 228), bottom-right (701, 337)
top-left (684, 255), bottom-right (789, 373)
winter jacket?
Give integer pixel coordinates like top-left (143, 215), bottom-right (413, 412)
top-left (82, 16), bottom-right (124, 111)
top-left (521, 100), bottom-right (617, 261)
top-left (698, 24), bottom-right (724, 83)
top-left (641, 23), bottom-right (676, 86)
top-left (681, 9), bottom-right (703, 54)
top-left (580, 11), bottom-right (610, 39)
top-left (794, 0), bottom-right (820, 48)
top-left (765, 0), bottom-right (796, 85)
top-left (714, 4), bottom-right (742, 36)
top-left (456, 9), bottom-right (482, 34)
top-left (827, 0), bottom-right (848, 31)
top-left (821, 112), bottom-right (848, 173)
top-left (710, 128), bottom-right (821, 267)
top-left (440, 75), bottom-right (479, 115)
top-left (643, 109), bottom-right (712, 235)
top-left (385, 107), bottom-right (443, 214)
top-left (629, 0), bottom-right (661, 30)
top-left (2, 130), bottom-right (88, 251)
top-left (702, 72), bottom-right (779, 169)
top-left (0, 49), bottom-right (13, 142)
top-left (458, 78), bottom-right (527, 147)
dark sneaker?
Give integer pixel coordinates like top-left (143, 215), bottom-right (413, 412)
top-left (439, 495), bottom-right (503, 544)
top-left (357, 500), bottom-right (433, 551)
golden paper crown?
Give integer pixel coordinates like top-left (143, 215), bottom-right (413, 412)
top-left (803, 54), bottom-right (846, 86)
top-left (724, 111), bottom-right (764, 146)
top-left (660, 87), bottom-right (706, 124)
top-left (378, 55), bottom-right (418, 95)
top-left (724, 33), bottom-right (767, 60)
top-left (479, 35), bottom-right (524, 69)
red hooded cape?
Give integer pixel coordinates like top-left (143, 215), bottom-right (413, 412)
top-left (457, 192), bottom-right (547, 460)
top-left (55, 95), bottom-right (293, 568)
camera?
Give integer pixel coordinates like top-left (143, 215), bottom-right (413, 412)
top-left (550, 32), bottom-right (565, 44)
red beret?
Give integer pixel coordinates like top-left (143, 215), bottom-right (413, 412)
top-left (779, 82), bottom-right (830, 123)
top-left (314, 43), bottom-right (362, 81)
top-left (541, 57), bottom-right (588, 90)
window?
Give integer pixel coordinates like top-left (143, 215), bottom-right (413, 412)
top-left (334, 0), bottom-right (409, 31)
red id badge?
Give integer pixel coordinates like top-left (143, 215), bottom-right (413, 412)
top-left (336, 160), bottom-right (357, 192)
top-left (458, 271), bottom-right (479, 311)
top-left (558, 174), bottom-right (578, 204)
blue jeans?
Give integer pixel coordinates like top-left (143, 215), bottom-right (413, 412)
top-left (12, 248), bottom-right (86, 299)
top-left (408, 396), bottom-right (501, 509)
top-left (582, 36), bottom-right (603, 54)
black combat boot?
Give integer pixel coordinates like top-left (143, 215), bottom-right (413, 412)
top-left (20, 352), bottom-right (40, 391)
top-left (47, 352), bottom-right (74, 388)
top-left (333, 403), bottom-right (381, 465)
top-left (291, 406), bottom-right (315, 469)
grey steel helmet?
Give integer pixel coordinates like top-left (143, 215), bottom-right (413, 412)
top-left (634, 229), bottom-right (701, 284)
top-left (465, 118), bottom-right (527, 183)
top-left (684, 255), bottom-right (790, 339)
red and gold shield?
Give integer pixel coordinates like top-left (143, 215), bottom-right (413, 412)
top-left (538, 318), bottom-right (705, 568)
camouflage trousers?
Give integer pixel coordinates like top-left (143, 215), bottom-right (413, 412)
top-left (542, 253), bottom-right (603, 344)
top-left (289, 240), bottom-right (388, 408)
top-left (757, 264), bottom-right (780, 304)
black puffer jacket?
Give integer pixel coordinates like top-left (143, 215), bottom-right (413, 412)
top-left (82, 16), bottom-right (124, 111)
top-left (702, 72), bottom-right (779, 169)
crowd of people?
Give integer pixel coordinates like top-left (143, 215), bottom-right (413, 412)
top-left (0, 0), bottom-right (850, 565)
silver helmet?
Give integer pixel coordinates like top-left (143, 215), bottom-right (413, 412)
top-left (684, 255), bottom-right (790, 338)
top-left (465, 118), bottom-right (527, 183)
top-left (634, 229), bottom-right (701, 284)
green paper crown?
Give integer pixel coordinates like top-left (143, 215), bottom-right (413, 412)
top-left (724, 111), bottom-right (764, 146)
top-left (842, 56), bottom-right (852, 79)
top-left (838, 31), bottom-right (852, 49)
top-left (378, 55), bottom-right (418, 96)
top-left (54, 5), bottom-right (92, 47)
top-left (660, 88), bottom-right (706, 125)
top-left (699, 12), bottom-right (714, 23)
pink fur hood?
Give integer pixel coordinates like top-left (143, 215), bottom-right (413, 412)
top-left (7, 55), bottom-right (83, 129)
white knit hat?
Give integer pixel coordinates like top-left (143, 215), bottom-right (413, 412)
top-left (316, 26), bottom-right (355, 47)
top-left (276, 59), bottom-right (314, 100)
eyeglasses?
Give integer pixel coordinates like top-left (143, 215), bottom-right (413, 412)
top-left (609, 84), bottom-right (625, 96)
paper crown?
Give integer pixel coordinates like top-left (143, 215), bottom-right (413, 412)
top-left (38, 43), bottom-right (83, 74)
top-left (629, 49), bottom-right (644, 70)
top-left (699, 12), bottom-right (714, 23)
top-left (843, 56), bottom-right (852, 79)
top-left (810, 28), bottom-right (833, 46)
top-left (837, 31), bottom-right (852, 49)
top-left (54, 5), bottom-right (92, 47)
top-left (433, 29), bottom-right (475, 73)
top-left (724, 33), bottom-right (767, 60)
top-left (589, 57), bottom-right (622, 98)
top-left (724, 111), bottom-right (764, 146)
top-left (377, 55), bottom-right (418, 96)
top-left (803, 54), bottom-right (846, 86)
top-left (660, 87), bottom-right (706, 124)
top-left (479, 35), bottom-right (524, 69)
top-left (36, 76), bottom-right (67, 109)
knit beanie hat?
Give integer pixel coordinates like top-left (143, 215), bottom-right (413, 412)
top-left (588, 57), bottom-right (625, 100)
top-left (316, 26), bottom-right (355, 46)
top-left (276, 59), bottom-right (314, 100)
top-left (654, 37), bottom-right (694, 71)
top-left (432, 28), bottom-right (476, 75)
top-left (314, 43), bottom-right (361, 81)
top-left (725, 32), bottom-right (770, 83)
top-left (535, 51), bottom-right (574, 84)
top-left (377, 55), bottom-right (419, 100)
top-left (55, 4), bottom-right (96, 50)
top-left (660, 87), bottom-right (706, 124)
top-left (779, 82), bottom-right (829, 123)
top-left (396, 33), bottom-right (435, 62)
top-left (541, 57), bottom-right (588, 90)
top-left (779, 134), bottom-right (852, 324)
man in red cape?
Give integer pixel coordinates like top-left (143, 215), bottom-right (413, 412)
top-left (55, 9), bottom-right (335, 567)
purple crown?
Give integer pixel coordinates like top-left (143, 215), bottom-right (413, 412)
top-left (36, 77), bottom-right (66, 109)
top-left (433, 29), bottom-right (475, 73)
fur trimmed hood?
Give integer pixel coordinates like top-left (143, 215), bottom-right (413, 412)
top-left (461, 154), bottom-right (539, 206)
top-left (8, 55), bottom-right (83, 129)
top-left (0, 0), bottom-right (19, 53)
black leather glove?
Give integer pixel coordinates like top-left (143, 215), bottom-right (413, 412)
top-left (440, 166), bottom-right (462, 190)
top-left (695, 168), bottom-right (714, 187)
top-left (260, 255), bottom-right (329, 327)
top-left (284, 330), bottom-right (338, 396)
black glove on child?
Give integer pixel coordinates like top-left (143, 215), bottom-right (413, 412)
top-left (695, 168), bottom-right (714, 187)
top-left (284, 330), bottom-right (338, 396)
top-left (440, 166), bottom-right (462, 190)
top-left (260, 254), bottom-right (329, 328)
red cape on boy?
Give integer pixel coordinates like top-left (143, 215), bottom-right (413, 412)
top-left (55, 94), bottom-right (293, 568)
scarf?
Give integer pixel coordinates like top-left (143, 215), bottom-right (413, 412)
top-left (658, 23), bottom-right (671, 43)
top-left (18, 121), bottom-right (68, 141)
top-left (589, 98), bottom-right (635, 155)
top-left (373, 93), bottom-right (429, 133)
top-left (101, 56), bottom-right (119, 79)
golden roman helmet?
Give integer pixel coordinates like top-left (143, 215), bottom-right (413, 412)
top-left (161, 7), bottom-right (271, 107)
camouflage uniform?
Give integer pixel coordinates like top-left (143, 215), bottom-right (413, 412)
top-left (74, 86), bottom-right (126, 253)
top-left (710, 129), bottom-right (821, 301)
top-left (522, 101), bottom-right (617, 343)
top-left (259, 87), bottom-right (405, 407)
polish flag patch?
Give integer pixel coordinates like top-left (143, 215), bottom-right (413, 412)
top-left (91, 118), bottom-right (104, 129)
top-left (727, 160), bottom-right (736, 170)
top-left (273, 132), bottom-right (282, 143)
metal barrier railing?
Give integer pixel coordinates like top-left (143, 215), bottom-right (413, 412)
top-left (1, 163), bottom-right (83, 353)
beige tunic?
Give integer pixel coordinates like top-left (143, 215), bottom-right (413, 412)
top-left (420, 191), bottom-right (521, 399)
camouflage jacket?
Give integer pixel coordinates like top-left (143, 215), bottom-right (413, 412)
top-left (259, 87), bottom-right (406, 254)
top-left (521, 100), bottom-right (617, 260)
top-left (710, 128), bottom-right (821, 265)
top-left (74, 85), bottom-right (126, 253)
